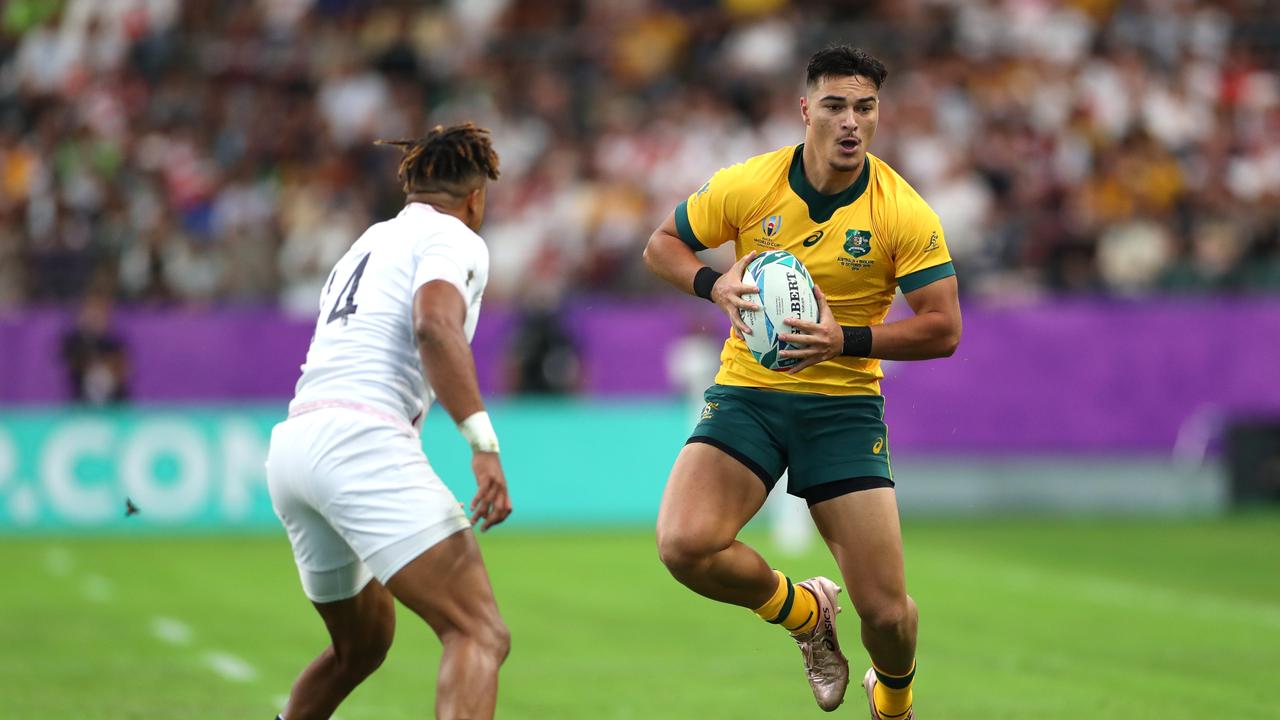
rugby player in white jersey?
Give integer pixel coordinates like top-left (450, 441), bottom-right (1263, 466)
top-left (266, 123), bottom-right (511, 720)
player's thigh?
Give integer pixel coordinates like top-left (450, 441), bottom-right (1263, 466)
top-left (808, 487), bottom-right (907, 606)
top-left (658, 386), bottom-right (788, 550)
top-left (383, 528), bottom-right (504, 643)
top-left (311, 415), bottom-right (472, 588)
top-left (312, 578), bottom-right (397, 658)
top-left (267, 415), bottom-right (374, 603)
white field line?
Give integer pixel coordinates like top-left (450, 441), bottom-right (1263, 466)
top-left (1068, 572), bottom-right (1280, 629)
top-left (935, 549), bottom-right (1280, 629)
top-left (81, 573), bottom-right (114, 603)
top-left (204, 650), bottom-right (258, 683)
top-left (151, 616), bottom-right (194, 646)
top-left (43, 546), bottom-right (73, 577)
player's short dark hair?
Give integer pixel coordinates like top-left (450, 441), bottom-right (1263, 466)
top-left (805, 45), bottom-right (888, 90)
top-left (376, 122), bottom-right (500, 197)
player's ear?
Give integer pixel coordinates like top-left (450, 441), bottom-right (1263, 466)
top-left (465, 184), bottom-right (487, 227)
top-left (799, 96), bottom-right (810, 126)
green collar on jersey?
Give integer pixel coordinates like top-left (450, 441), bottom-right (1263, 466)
top-left (788, 143), bottom-right (871, 224)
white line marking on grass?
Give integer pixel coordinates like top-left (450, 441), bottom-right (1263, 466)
top-left (151, 616), bottom-right (194, 646)
top-left (205, 651), bottom-right (258, 683)
top-left (1064, 572), bottom-right (1280, 630)
top-left (44, 546), bottom-right (73, 577)
top-left (938, 550), bottom-right (1280, 630)
top-left (82, 574), bottom-right (114, 603)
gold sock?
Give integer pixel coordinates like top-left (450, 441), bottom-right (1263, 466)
top-left (872, 660), bottom-right (916, 718)
top-left (751, 570), bottom-right (819, 635)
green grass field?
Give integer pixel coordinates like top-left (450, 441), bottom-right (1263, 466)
top-left (4, 515), bottom-right (1279, 719)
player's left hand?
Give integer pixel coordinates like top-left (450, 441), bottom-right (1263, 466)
top-left (469, 451), bottom-right (512, 531)
top-left (777, 285), bottom-right (843, 374)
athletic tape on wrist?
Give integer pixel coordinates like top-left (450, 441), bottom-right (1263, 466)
top-left (841, 325), bottom-right (873, 357)
top-left (459, 411), bottom-right (500, 453)
top-left (692, 266), bottom-right (723, 302)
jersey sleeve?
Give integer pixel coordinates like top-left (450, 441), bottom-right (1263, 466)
top-left (892, 196), bottom-right (955, 294)
top-left (411, 232), bottom-right (482, 302)
top-left (673, 163), bottom-right (751, 251)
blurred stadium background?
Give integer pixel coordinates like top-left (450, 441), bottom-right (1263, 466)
top-left (2, 0), bottom-right (1278, 718)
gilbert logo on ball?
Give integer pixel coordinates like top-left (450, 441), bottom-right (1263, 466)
top-left (739, 251), bottom-right (818, 371)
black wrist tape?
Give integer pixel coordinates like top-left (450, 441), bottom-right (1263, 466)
top-left (841, 326), bottom-right (873, 357)
top-left (692, 266), bottom-right (723, 301)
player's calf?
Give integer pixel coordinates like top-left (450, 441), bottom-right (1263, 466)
top-left (853, 594), bottom-right (917, 670)
top-left (853, 595), bottom-right (918, 720)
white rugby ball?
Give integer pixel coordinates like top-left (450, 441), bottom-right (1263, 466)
top-left (739, 251), bottom-right (819, 370)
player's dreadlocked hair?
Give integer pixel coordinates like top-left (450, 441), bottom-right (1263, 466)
top-left (375, 122), bottom-right (501, 198)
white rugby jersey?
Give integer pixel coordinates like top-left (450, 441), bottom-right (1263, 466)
top-left (290, 202), bottom-right (489, 427)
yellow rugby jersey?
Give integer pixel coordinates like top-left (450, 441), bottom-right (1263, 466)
top-left (674, 144), bottom-right (954, 396)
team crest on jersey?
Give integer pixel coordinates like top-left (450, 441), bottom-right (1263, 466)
top-left (762, 215), bottom-right (782, 238)
top-left (844, 229), bottom-right (872, 258)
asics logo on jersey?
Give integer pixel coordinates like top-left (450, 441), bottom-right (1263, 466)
top-left (802, 230), bottom-right (824, 247)
top-left (872, 437), bottom-right (884, 454)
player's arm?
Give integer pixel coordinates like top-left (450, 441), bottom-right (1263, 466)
top-left (412, 280), bottom-right (511, 531)
top-left (778, 277), bottom-right (961, 371)
top-left (858, 276), bottom-right (962, 360)
top-left (642, 211), bottom-right (760, 337)
top-left (865, 276), bottom-right (961, 359)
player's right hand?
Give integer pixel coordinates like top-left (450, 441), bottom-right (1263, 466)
top-left (711, 250), bottom-right (761, 338)
top-left (469, 452), bottom-right (511, 532)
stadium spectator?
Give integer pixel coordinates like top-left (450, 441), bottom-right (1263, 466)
top-left (59, 290), bottom-right (130, 404)
top-left (0, 0), bottom-right (1277, 306)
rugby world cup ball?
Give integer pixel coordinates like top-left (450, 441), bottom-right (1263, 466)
top-left (739, 250), bottom-right (819, 371)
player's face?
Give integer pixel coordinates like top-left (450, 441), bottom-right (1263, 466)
top-left (801, 75), bottom-right (879, 174)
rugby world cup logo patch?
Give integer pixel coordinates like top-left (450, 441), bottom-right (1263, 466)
top-left (844, 229), bottom-right (872, 258)
top-left (762, 214), bottom-right (782, 238)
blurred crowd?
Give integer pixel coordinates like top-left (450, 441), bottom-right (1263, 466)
top-left (1, 0), bottom-right (1279, 314)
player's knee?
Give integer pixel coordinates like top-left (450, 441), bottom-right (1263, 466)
top-left (855, 596), bottom-right (913, 636)
top-left (473, 609), bottom-right (511, 663)
top-left (447, 612), bottom-right (510, 663)
top-left (656, 529), bottom-right (719, 576)
top-left (339, 626), bottom-right (393, 676)
top-left (487, 618), bottom-right (512, 663)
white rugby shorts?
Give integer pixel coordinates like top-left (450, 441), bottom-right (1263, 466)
top-left (266, 405), bottom-right (470, 603)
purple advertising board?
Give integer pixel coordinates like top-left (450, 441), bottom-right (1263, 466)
top-left (3, 299), bottom-right (1278, 454)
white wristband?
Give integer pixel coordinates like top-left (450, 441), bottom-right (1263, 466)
top-left (458, 411), bottom-right (500, 453)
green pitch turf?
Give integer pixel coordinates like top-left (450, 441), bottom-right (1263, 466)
top-left (3, 515), bottom-right (1278, 719)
